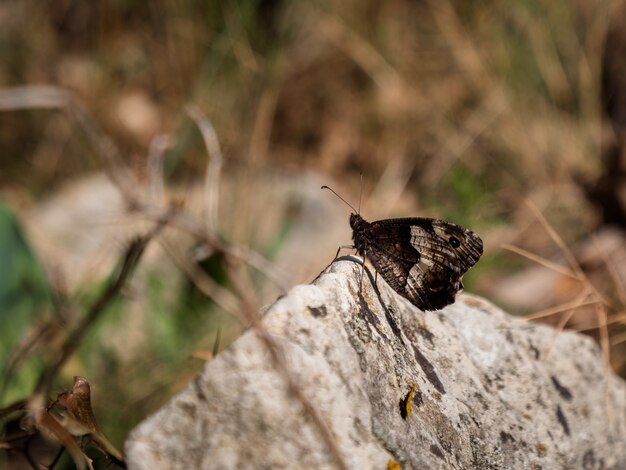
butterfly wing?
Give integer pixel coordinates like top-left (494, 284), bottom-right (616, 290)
top-left (427, 219), bottom-right (483, 271)
top-left (364, 218), bottom-right (483, 311)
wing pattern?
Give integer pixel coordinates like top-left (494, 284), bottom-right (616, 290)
top-left (350, 214), bottom-right (483, 311)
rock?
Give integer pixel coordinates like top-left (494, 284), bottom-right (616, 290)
top-left (125, 259), bottom-right (626, 469)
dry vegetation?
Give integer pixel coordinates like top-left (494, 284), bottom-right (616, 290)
top-left (1, 0), bottom-right (626, 467)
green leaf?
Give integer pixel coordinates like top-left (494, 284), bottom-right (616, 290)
top-left (0, 201), bottom-right (51, 405)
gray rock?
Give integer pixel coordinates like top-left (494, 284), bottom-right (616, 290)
top-left (125, 259), bottom-right (626, 469)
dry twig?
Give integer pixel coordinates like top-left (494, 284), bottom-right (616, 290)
top-left (34, 218), bottom-right (168, 395)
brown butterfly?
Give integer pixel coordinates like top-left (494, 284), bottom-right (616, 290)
top-left (323, 186), bottom-right (483, 311)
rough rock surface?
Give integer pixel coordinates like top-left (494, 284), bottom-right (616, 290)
top-left (125, 259), bottom-right (626, 469)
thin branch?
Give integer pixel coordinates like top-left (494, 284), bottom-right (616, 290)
top-left (426, 0), bottom-right (492, 92)
top-left (593, 234), bottom-right (626, 307)
top-left (575, 310), bottom-right (626, 331)
top-left (594, 303), bottom-right (614, 429)
top-left (2, 88), bottom-right (338, 468)
top-left (186, 105), bottom-right (224, 236)
top-left (0, 85), bottom-right (139, 206)
top-left (502, 244), bottom-right (581, 280)
top-left (610, 330), bottom-right (626, 346)
top-left (139, 203), bottom-right (291, 290)
top-left (147, 134), bottom-right (173, 207)
top-left (524, 296), bottom-right (600, 321)
top-left (161, 241), bottom-right (243, 321)
top-left (34, 218), bottom-right (168, 394)
top-left (0, 85), bottom-right (290, 292)
top-left (541, 309), bottom-right (579, 363)
top-left (1, 322), bottom-right (56, 401)
top-left (505, 204), bottom-right (621, 385)
top-left (526, 201), bottom-right (586, 280)
top-left (0, 400), bottom-right (27, 419)
top-left (181, 101), bottom-right (347, 468)
top-left (316, 13), bottom-right (404, 93)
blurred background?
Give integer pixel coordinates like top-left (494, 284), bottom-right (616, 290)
top-left (1, 0), bottom-right (626, 467)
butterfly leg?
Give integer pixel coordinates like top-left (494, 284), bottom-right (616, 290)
top-left (358, 250), bottom-right (366, 290)
top-left (334, 244), bottom-right (356, 260)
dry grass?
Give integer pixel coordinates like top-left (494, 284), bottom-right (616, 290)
top-left (1, 0), bottom-right (626, 466)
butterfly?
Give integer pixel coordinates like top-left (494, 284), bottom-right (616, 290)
top-left (323, 186), bottom-right (483, 311)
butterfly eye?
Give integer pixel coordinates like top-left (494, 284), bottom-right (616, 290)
top-left (449, 236), bottom-right (461, 248)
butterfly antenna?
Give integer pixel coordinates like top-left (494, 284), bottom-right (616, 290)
top-left (358, 172), bottom-right (363, 215)
top-left (321, 185), bottom-right (358, 213)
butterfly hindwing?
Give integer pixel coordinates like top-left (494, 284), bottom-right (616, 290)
top-left (428, 219), bottom-right (483, 271)
top-left (350, 214), bottom-right (483, 311)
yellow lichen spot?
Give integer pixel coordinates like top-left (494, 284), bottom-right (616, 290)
top-left (400, 383), bottom-right (417, 419)
top-left (387, 458), bottom-right (401, 470)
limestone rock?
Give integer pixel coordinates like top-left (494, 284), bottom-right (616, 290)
top-left (125, 259), bottom-right (626, 469)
